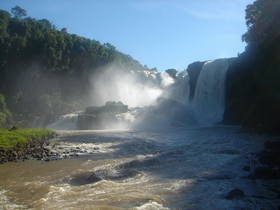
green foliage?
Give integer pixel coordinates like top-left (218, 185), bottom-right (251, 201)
top-left (0, 129), bottom-right (27, 149)
top-left (37, 93), bottom-right (81, 116)
top-left (14, 128), bottom-right (54, 140)
top-left (0, 7), bottom-right (151, 121)
top-left (11, 5), bottom-right (27, 19)
top-left (9, 125), bottom-right (20, 131)
top-left (242, 0), bottom-right (280, 50)
top-left (0, 94), bottom-right (12, 127)
top-left (0, 128), bottom-right (55, 149)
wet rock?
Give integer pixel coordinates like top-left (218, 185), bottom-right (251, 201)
top-left (255, 167), bottom-right (280, 179)
top-left (264, 141), bottom-right (280, 151)
top-left (0, 134), bottom-right (59, 163)
top-left (225, 189), bottom-right (245, 199)
top-left (69, 171), bottom-right (102, 186)
top-left (242, 166), bottom-right (250, 172)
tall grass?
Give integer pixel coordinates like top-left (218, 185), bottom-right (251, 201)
top-left (0, 128), bottom-right (55, 150)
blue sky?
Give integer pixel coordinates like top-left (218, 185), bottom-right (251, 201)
top-left (1, 0), bottom-right (254, 72)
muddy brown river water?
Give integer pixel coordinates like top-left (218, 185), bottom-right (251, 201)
top-left (0, 126), bottom-right (280, 209)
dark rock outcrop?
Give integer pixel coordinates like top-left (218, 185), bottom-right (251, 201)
top-left (252, 141), bottom-right (280, 179)
top-left (68, 171), bottom-right (102, 186)
top-left (225, 189), bottom-right (245, 199)
top-left (186, 61), bottom-right (207, 102)
top-left (78, 101), bottom-right (128, 130)
top-left (0, 133), bottom-right (59, 163)
top-left (85, 101), bottom-right (128, 115)
top-left (165, 69), bottom-right (177, 79)
top-left (223, 48), bottom-right (280, 133)
top-left (153, 97), bottom-right (197, 125)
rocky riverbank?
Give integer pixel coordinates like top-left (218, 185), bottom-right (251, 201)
top-left (0, 133), bottom-right (60, 163)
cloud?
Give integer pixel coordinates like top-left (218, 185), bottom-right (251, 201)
top-left (181, 1), bottom-right (245, 22)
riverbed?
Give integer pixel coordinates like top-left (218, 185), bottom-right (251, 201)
top-left (0, 125), bottom-right (280, 209)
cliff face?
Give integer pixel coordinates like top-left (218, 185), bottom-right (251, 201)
top-left (186, 61), bottom-right (207, 102)
top-left (223, 49), bottom-right (280, 133)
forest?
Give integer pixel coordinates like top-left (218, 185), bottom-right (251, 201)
top-left (0, 6), bottom-right (156, 127)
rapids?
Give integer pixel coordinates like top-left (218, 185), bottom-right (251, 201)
top-left (2, 58), bottom-right (280, 209)
top-left (1, 126), bottom-right (280, 209)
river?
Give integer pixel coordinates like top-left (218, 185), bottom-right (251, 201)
top-left (1, 125), bottom-right (279, 209)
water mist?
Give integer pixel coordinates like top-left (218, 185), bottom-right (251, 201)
top-left (89, 64), bottom-right (163, 108)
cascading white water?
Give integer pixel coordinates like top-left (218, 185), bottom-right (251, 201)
top-left (169, 70), bottom-right (190, 105)
top-left (191, 58), bottom-right (231, 126)
top-left (90, 67), bottom-right (163, 108)
top-left (46, 58), bottom-right (232, 130)
top-left (47, 113), bottom-right (81, 130)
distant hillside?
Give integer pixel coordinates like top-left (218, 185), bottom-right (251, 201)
top-left (0, 6), bottom-right (156, 127)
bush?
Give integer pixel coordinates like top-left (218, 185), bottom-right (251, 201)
top-left (9, 125), bottom-right (20, 131)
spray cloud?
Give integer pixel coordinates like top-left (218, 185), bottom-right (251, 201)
top-left (89, 64), bottom-right (163, 108)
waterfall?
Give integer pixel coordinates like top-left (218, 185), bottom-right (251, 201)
top-left (45, 58), bottom-right (232, 130)
top-left (171, 70), bottom-right (190, 105)
top-left (47, 112), bottom-right (81, 130)
top-left (191, 58), bottom-right (231, 126)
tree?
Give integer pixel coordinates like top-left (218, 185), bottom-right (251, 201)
top-left (242, 0), bottom-right (280, 50)
top-left (11, 6), bottom-right (27, 19)
top-left (0, 94), bottom-right (11, 126)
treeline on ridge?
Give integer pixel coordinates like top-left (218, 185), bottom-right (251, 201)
top-left (0, 6), bottom-right (156, 128)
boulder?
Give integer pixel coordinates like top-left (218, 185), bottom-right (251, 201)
top-left (225, 189), bottom-right (245, 199)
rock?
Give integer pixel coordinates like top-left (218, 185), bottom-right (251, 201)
top-left (264, 141), bottom-right (280, 151)
top-left (225, 189), bottom-right (245, 199)
top-left (12, 151), bottom-right (18, 159)
top-left (0, 134), bottom-right (59, 163)
top-left (186, 61), bottom-right (207, 102)
top-left (69, 171), bottom-right (102, 186)
top-left (165, 69), bottom-right (177, 79)
top-left (154, 97), bottom-right (197, 125)
top-left (242, 166), bottom-right (250, 171)
top-left (255, 166), bottom-right (280, 179)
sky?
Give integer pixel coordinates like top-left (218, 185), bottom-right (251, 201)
top-left (1, 0), bottom-right (255, 72)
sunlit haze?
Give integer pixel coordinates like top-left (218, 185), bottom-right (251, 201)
top-left (1, 0), bottom-right (254, 72)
